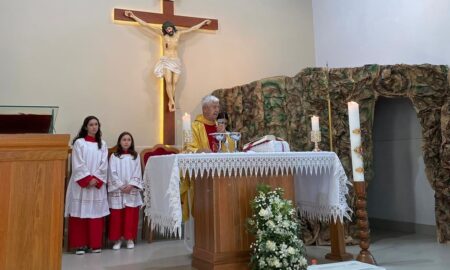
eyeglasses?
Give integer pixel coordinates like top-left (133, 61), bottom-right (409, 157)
top-left (217, 119), bottom-right (227, 125)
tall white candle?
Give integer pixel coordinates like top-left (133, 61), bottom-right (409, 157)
top-left (348, 101), bottom-right (364, 182)
top-left (182, 112), bottom-right (191, 131)
top-left (311, 116), bottom-right (320, 131)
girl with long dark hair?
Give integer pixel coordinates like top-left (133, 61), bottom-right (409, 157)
top-left (64, 116), bottom-right (109, 255)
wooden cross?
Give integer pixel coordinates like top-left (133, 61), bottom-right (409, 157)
top-left (114, 0), bottom-right (218, 145)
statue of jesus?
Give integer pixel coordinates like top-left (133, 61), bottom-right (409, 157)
top-left (125, 11), bottom-right (211, 112)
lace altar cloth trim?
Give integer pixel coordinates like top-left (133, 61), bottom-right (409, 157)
top-left (143, 151), bottom-right (352, 237)
top-left (177, 152), bottom-right (336, 178)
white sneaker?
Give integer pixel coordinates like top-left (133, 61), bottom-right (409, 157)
top-left (75, 248), bottom-right (85, 255)
top-left (126, 240), bottom-right (134, 249)
top-left (91, 248), bottom-right (102, 253)
top-left (112, 240), bottom-right (122, 250)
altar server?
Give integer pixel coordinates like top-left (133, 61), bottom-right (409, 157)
top-left (108, 132), bottom-right (143, 250)
top-left (217, 112), bottom-right (231, 132)
top-left (65, 116), bottom-right (109, 255)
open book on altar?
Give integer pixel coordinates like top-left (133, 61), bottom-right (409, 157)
top-left (243, 135), bottom-right (290, 152)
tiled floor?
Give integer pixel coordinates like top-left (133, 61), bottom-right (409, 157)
top-left (62, 230), bottom-right (450, 270)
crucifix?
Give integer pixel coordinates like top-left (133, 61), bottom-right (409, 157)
top-left (114, 0), bottom-right (218, 145)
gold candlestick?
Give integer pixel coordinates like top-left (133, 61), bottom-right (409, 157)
top-left (182, 129), bottom-right (193, 153)
top-left (310, 130), bottom-right (321, 152)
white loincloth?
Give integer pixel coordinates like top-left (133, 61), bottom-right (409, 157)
top-left (154, 56), bottom-right (182, 78)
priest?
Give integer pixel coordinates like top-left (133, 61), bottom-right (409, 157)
top-left (181, 95), bottom-right (234, 221)
top-left (184, 95), bottom-right (234, 153)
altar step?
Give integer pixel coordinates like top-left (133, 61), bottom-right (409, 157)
top-left (308, 261), bottom-right (385, 270)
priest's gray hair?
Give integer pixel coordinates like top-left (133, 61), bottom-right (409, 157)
top-left (201, 95), bottom-right (220, 108)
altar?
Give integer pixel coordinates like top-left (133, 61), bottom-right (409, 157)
top-left (143, 152), bottom-right (352, 269)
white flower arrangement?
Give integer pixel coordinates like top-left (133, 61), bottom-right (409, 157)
top-left (247, 185), bottom-right (308, 270)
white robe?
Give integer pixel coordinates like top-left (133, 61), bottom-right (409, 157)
top-left (107, 154), bottom-right (143, 209)
top-left (64, 138), bottom-right (110, 218)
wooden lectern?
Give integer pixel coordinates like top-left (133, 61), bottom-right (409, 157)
top-left (192, 174), bottom-right (294, 270)
top-left (0, 134), bottom-right (70, 270)
top-left (0, 105), bottom-right (58, 134)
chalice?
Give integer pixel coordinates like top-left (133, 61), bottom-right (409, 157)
top-left (209, 132), bottom-right (226, 152)
top-left (229, 132), bottom-right (241, 152)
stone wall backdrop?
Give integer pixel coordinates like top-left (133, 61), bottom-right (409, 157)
top-left (212, 64), bottom-right (450, 244)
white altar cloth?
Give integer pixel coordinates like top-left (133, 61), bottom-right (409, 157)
top-left (143, 152), bottom-right (352, 237)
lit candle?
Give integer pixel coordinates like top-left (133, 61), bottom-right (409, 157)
top-left (347, 101), bottom-right (364, 182)
top-left (311, 116), bottom-right (320, 132)
top-left (182, 112), bottom-right (191, 131)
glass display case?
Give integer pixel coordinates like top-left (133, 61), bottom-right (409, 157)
top-left (0, 105), bottom-right (59, 134)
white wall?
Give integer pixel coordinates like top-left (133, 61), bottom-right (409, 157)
top-left (0, 0), bottom-right (315, 147)
top-left (312, 0), bottom-right (441, 225)
top-left (312, 0), bottom-right (450, 67)
top-left (368, 98), bottom-right (435, 225)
